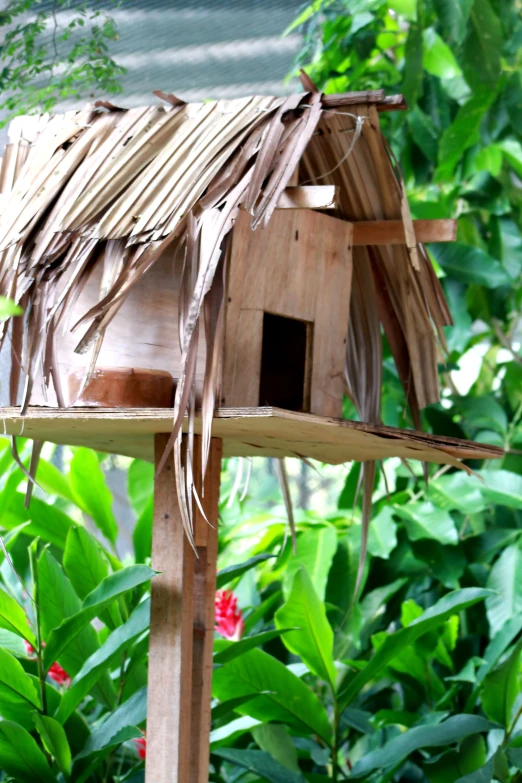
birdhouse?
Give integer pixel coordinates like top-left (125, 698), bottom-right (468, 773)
top-left (0, 86), bottom-right (501, 783)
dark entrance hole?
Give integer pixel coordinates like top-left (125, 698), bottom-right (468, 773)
top-left (259, 312), bottom-right (312, 412)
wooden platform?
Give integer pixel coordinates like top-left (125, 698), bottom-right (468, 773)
top-left (0, 406), bottom-right (501, 465)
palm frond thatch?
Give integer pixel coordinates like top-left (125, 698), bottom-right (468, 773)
top-left (0, 90), bottom-right (453, 540)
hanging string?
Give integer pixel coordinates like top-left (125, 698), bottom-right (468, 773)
top-left (300, 109), bottom-right (368, 184)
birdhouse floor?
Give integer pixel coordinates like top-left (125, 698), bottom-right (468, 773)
top-left (0, 405), bottom-right (501, 465)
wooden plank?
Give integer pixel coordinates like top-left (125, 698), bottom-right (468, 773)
top-left (0, 405), bottom-right (503, 464)
top-left (352, 219), bottom-right (456, 246)
top-left (275, 185), bottom-right (338, 210)
top-left (190, 437), bottom-right (222, 783)
top-left (311, 221), bottom-right (353, 418)
top-left (146, 434), bottom-right (195, 783)
top-left (321, 91), bottom-right (407, 112)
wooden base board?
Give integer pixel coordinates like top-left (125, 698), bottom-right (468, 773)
top-left (0, 406), bottom-right (501, 465)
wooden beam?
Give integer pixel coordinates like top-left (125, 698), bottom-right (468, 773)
top-left (321, 91), bottom-right (407, 112)
top-left (146, 434), bottom-right (195, 783)
top-left (274, 185), bottom-right (338, 210)
top-left (190, 438), bottom-right (222, 783)
top-left (146, 434), bottom-right (222, 783)
top-left (352, 219), bottom-right (456, 246)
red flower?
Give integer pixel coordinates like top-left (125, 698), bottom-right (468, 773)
top-left (24, 641), bottom-right (70, 687)
top-left (48, 661), bottom-right (71, 687)
top-left (215, 589), bottom-right (244, 641)
top-left (133, 733), bottom-right (146, 759)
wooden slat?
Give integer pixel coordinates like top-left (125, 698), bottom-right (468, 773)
top-left (224, 209), bottom-right (353, 418)
top-left (146, 434), bottom-right (195, 783)
top-left (275, 185), bottom-right (338, 210)
top-left (352, 219), bottom-right (456, 246)
top-left (0, 405), bottom-right (503, 464)
top-left (191, 437), bottom-right (222, 783)
top-left (321, 91), bottom-right (407, 112)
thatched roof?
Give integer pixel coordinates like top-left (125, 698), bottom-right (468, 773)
top-left (0, 86), bottom-right (461, 541)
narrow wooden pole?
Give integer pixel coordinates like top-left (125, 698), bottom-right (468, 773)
top-left (190, 438), bottom-right (223, 783)
top-left (146, 434), bottom-right (222, 783)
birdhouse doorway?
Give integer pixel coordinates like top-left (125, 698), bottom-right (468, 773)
top-left (223, 208), bottom-right (354, 418)
top-left (259, 312), bottom-right (313, 412)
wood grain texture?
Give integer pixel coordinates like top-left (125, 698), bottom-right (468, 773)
top-left (223, 209), bottom-right (353, 417)
top-left (352, 219), bottom-right (456, 246)
top-left (0, 406), bottom-right (502, 464)
top-left (146, 434), bottom-right (195, 783)
top-left (190, 437), bottom-right (222, 783)
top-left (275, 185), bottom-right (338, 210)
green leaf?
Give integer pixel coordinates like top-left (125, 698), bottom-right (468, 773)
top-left (435, 89), bottom-right (496, 181)
top-left (212, 647), bottom-right (332, 741)
top-left (252, 724), bottom-right (300, 772)
top-left (338, 588), bottom-right (492, 708)
top-left (43, 565), bottom-right (156, 672)
top-left (456, 755), bottom-right (494, 782)
top-left (3, 493), bottom-right (75, 548)
top-left (283, 526), bottom-right (337, 601)
top-left (481, 637), bottom-right (522, 726)
top-left (75, 686), bottom-right (147, 760)
top-left (457, 396), bottom-right (508, 435)
top-left (498, 139), bottom-right (522, 179)
top-left (479, 470), bottom-right (522, 509)
top-left (133, 496), bottom-right (153, 564)
top-left (0, 586), bottom-right (36, 645)
top-left (212, 748), bottom-right (306, 783)
top-left (0, 628), bottom-right (28, 657)
top-left (0, 296), bottom-right (21, 318)
top-left (216, 554), bottom-right (275, 590)
top-left (63, 526), bottom-right (109, 600)
top-left (429, 472), bottom-right (485, 514)
top-left (127, 459), bottom-right (153, 515)
top-left (409, 106), bottom-right (439, 162)
top-left (424, 735), bottom-right (487, 782)
top-left (33, 713), bottom-right (72, 776)
top-left (475, 145), bottom-right (503, 177)
top-left (462, 0), bottom-right (502, 91)
top-left (63, 526), bottom-right (121, 630)
top-left (0, 720), bottom-right (57, 782)
top-left (275, 568), bottom-right (336, 688)
top-left (35, 459), bottom-right (76, 505)
top-left (486, 543), bottom-right (522, 636)
top-left (37, 549), bottom-right (115, 709)
top-left (55, 598), bottom-right (150, 724)
top-left (402, 20), bottom-right (423, 105)
top-left (395, 502), bottom-right (458, 545)
top-left (69, 448), bottom-right (118, 544)
top-left (0, 647), bottom-right (41, 707)
top-left (214, 629), bottom-right (294, 665)
top-left (350, 715), bottom-right (498, 778)
top-left (429, 243), bottom-right (511, 288)
top-left (389, 0), bottom-right (417, 19)
top-left (423, 28), bottom-right (462, 79)
top-left (367, 506), bottom-right (397, 559)
top-left (433, 0), bottom-right (473, 44)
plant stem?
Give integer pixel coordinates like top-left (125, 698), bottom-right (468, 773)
top-left (332, 699), bottom-right (340, 783)
top-left (505, 702), bottom-right (522, 746)
top-left (29, 541), bottom-right (47, 717)
top-left (103, 650), bottom-right (128, 783)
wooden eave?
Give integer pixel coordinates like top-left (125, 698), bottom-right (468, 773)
top-left (0, 406), bottom-right (501, 465)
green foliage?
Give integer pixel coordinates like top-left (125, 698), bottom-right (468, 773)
top-left (0, 1), bottom-right (521, 780)
top-left (0, 0), bottom-right (125, 127)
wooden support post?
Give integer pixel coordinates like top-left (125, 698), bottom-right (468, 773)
top-left (146, 435), bottom-right (222, 783)
top-left (190, 438), bottom-right (223, 782)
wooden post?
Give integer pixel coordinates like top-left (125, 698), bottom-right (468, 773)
top-left (146, 434), bottom-right (222, 783)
